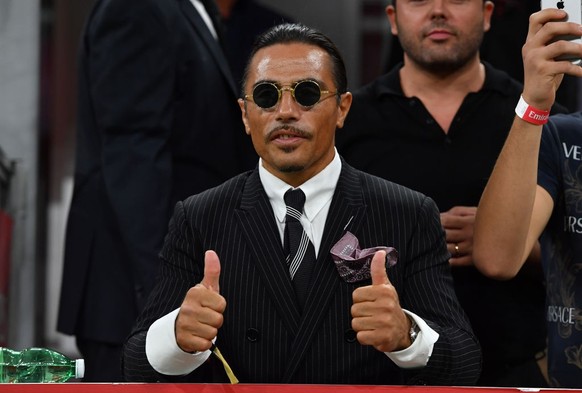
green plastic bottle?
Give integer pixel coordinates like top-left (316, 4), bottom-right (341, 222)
top-left (0, 347), bottom-right (84, 383)
top-left (0, 347), bottom-right (19, 383)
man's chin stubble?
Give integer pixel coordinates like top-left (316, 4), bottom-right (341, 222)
top-left (279, 165), bottom-right (305, 173)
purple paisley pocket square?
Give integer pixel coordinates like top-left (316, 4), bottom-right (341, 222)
top-left (330, 231), bottom-right (398, 283)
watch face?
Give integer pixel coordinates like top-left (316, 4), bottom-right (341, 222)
top-left (409, 320), bottom-right (419, 343)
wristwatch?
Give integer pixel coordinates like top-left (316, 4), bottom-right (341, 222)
top-left (409, 318), bottom-right (420, 344)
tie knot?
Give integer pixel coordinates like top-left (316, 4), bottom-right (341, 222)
top-left (284, 188), bottom-right (306, 221)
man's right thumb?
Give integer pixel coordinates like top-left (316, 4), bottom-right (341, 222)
top-left (201, 250), bottom-right (221, 292)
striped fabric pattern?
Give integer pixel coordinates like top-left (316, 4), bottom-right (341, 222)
top-left (123, 161), bottom-right (481, 385)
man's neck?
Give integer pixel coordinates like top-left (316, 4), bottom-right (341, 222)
top-left (399, 56), bottom-right (485, 98)
top-left (398, 56), bottom-right (486, 133)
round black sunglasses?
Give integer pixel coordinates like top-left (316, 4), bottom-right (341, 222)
top-left (244, 80), bottom-right (338, 109)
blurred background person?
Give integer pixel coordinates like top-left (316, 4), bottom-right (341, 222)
top-left (384, 0), bottom-right (579, 112)
top-left (336, 0), bottom-right (565, 386)
top-left (57, 0), bottom-right (256, 381)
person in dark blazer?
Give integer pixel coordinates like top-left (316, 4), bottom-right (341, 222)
top-left (57, 0), bottom-right (257, 381)
top-left (122, 23), bottom-right (481, 385)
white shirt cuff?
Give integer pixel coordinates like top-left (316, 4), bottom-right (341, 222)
top-left (385, 309), bottom-right (439, 368)
top-left (145, 308), bottom-right (212, 375)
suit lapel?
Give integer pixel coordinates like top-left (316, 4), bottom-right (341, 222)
top-left (235, 170), bottom-right (301, 334)
top-left (178, 0), bottom-right (238, 95)
top-left (282, 162), bottom-right (367, 382)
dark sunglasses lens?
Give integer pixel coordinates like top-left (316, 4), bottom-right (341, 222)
top-left (253, 84), bottom-right (279, 108)
top-left (294, 81), bottom-right (321, 107)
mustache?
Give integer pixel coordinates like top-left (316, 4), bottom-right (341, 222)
top-left (424, 22), bottom-right (456, 35)
top-left (266, 125), bottom-right (311, 140)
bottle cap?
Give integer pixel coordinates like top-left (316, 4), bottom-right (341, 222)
top-left (75, 359), bottom-right (85, 379)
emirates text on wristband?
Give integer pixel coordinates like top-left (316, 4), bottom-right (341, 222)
top-left (515, 95), bottom-right (550, 125)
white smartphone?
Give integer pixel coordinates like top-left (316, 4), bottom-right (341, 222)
top-left (540, 0), bottom-right (582, 64)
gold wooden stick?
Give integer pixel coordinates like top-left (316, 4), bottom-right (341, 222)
top-left (211, 344), bottom-right (239, 384)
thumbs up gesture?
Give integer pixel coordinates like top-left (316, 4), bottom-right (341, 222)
top-left (351, 250), bottom-right (413, 352)
top-left (175, 250), bottom-right (227, 353)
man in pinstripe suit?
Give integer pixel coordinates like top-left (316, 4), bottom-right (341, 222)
top-left (123, 23), bottom-right (481, 385)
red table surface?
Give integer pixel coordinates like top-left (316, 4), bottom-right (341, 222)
top-left (0, 384), bottom-right (579, 393)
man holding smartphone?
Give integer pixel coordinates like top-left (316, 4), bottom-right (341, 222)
top-left (474, 8), bottom-right (582, 388)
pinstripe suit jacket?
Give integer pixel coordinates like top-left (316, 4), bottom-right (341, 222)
top-left (123, 161), bottom-right (481, 385)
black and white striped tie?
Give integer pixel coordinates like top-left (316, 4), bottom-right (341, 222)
top-left (284, 188), bottom-right (316, 310)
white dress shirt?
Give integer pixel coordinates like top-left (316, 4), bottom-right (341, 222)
top-left (146, 149), bottom-right (438, 375)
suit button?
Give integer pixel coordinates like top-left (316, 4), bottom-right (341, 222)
top-left (246, 328), bottom-right (260, 342)
top-left (344, 329), bottom-right (357, 343)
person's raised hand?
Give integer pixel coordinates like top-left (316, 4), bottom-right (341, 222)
top-left (175, 250), bottom-right (227, 353)
top-left (351, 250), bottom-right (412, 352)
top-left (523, 8), bottom-right (582, 109)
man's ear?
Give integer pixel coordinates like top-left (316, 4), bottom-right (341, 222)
top-left (238, 98), bottom-right (251, 135)
top-left (483, 1), bottom-right (495, 33)
top-left (336, 92), bottom-right (353, 129)
top-left (386, 5), bottom-right (398, 36)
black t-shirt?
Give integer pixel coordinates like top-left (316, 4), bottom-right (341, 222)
top-left (337, 63), bottom-right (563, 385)
top-left (538, 114), bottom-right (582, 388)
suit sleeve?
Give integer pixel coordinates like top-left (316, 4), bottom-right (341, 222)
top-left (400, 196), bottom-right (482, 385)
top-left (87, 0), bottom-right (175, 305)
top-left (122, 200), bottom-right (212, 381)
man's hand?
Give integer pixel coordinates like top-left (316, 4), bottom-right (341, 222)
top-left (522, 9), bottom-right (582, 109)
top-left (351, 250), bottom-right (412, 352)
top-left (175, 250), bottom-right (226, 353)
top-left (440, 206), bottom-right (476, 267)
